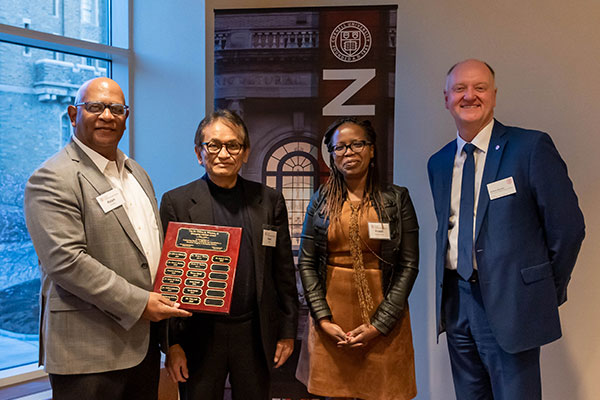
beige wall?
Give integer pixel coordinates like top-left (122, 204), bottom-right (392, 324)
top-left (136, 1), bottom-right (600, 398)
top-left (394, 1), bottom-right (600, 399)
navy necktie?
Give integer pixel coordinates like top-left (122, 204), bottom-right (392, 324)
top-left (457, 143), bottom-right (476, 281)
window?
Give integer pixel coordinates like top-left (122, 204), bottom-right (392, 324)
top-left (61, 112), bottom-right (72, 146)
top-left (81, 0), bottom-right (99, 27)
top-left (264, 141), bottom-right (319, 255)
top-left (0, 0), bottom-right (129, 385)
top-left (52, 0), bottom-right (59, 17)
top-left (22, 18), bottom-right (31, 55)
top-left (0, 0), bottom-right (108, 45)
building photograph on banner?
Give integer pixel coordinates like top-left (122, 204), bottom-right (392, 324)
top-left (214, 5), bottom-right (397, 399)
top-left (214, 5), bottom-right (396, 258)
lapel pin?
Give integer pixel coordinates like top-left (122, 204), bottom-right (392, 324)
top-left (495, 145), bottom-right (500, 150)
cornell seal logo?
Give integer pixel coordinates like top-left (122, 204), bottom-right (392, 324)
top-left (329, 20), bottom-right (372, 63)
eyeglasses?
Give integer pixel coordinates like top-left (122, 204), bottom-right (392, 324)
top-left (201, 141), bottom-right (244, 155)
top-left (330, 140), bottom-right (371, 156)
top-left (74, 102), bottom-right (129, 116)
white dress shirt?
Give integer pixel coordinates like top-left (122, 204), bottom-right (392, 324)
top-left (72, 136), bottom-right (161, 282)
top-left (446, 119), bottom-right (494, 270)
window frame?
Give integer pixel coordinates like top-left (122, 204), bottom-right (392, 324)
top-left (263, 139), bottom-right (319, 257)
top-left (0, 0), bottom-right (131, 386)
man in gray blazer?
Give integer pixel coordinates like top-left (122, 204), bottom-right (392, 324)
top-left (24, 77), bottom-right (191, 400)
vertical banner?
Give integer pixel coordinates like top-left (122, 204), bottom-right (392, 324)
top-left (213, 6), bottom-right (396, 399)
top-left (319, 8), bottom-right (395, 185)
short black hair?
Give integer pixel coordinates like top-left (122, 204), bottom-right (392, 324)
top-left (193, 109), bottom-right (250, 148)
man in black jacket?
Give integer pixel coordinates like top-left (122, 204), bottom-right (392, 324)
top-left (160, 110), bottom-right (298, 400)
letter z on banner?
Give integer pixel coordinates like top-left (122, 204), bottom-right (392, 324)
top-left (319, 7), bottom-right (396, 185)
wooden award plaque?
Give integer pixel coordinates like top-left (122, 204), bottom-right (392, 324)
top-left (153, 222), bottom-right (242, 313)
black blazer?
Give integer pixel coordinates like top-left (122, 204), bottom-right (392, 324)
top-left (159, 175), bottom-right (298, 366)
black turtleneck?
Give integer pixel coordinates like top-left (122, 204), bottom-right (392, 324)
top-left (205, 175), bottom-right (256, 319)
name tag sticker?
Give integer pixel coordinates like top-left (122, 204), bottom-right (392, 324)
top-left (487, 177), bottom-right (517, 200)
top-left (262, 229), bottom-right (277, 247)
top-left (96, 188), bottom-right (125, 213)
top-left (368, 222), bottom-right (391, 240)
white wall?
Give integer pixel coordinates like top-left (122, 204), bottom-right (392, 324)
top-left (394, 2), bottom-right (600, 399)
top-left (131, 0), bottom-right (206, 198)
top-left (132, 1), bottom-right (600, 398)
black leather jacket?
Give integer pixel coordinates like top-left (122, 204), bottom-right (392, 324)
top-left (298, 185), bottom-right (419, 335)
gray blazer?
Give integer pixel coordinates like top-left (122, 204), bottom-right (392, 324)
top-left (24, 141), bottom-right (163, 374)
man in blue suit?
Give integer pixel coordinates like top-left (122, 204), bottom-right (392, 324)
top-left (428, 59), bottom-right (585, 399)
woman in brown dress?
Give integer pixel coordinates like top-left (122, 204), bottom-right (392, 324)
top-left (297, 118), bottom-right (419, 400)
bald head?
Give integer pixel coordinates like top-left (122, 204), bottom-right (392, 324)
top-left (444, 59), bottom-right (497, 141)
top-left (447, 59), bottom-right (495, 78)
top-left (75, 77), bottom-right (126, 105)
top-left (68, 77), bottom-right (129, 161)
top-left (445, 59), bottom-right (496, 92)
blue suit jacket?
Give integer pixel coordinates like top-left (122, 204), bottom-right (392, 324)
top-left (428, 120), bottom-right (585, 354)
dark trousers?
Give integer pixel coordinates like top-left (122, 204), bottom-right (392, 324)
top-left (179, 317), bottom-right (270, 400)
top-left (443, 270), bottom-right (541, 400)
top-left (49, 325), bottom-right (161, 400)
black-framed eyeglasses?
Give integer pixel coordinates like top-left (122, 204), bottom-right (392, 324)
top-left (330, 140), bottom-right (371, 156)
top-left (74, 102), bottom-right (129, 116)
top-left (201, 141), bottom-right (244, 155)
